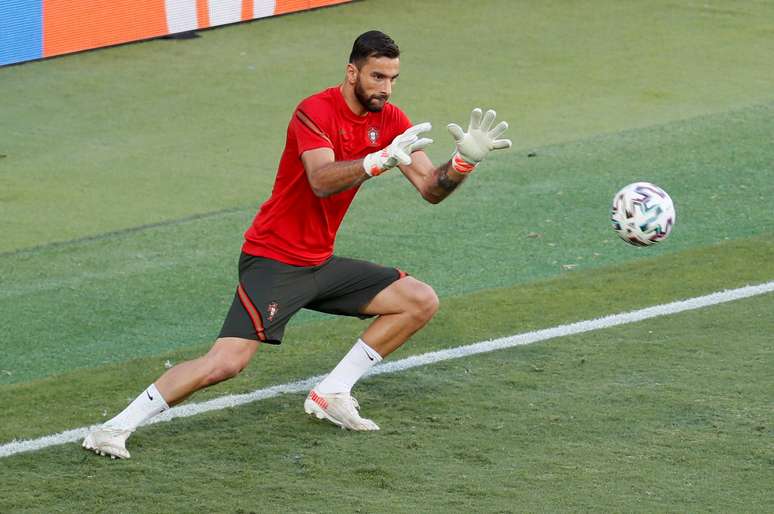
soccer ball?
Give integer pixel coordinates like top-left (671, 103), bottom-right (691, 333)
top-left (610, 182), bottom-right (675, 246)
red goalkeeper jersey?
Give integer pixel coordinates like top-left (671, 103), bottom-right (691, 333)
top-left (242, 86), bottom-right (412, 266)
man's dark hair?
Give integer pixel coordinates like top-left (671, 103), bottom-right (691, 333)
top-left (348, 31), bottom-right (400, 68)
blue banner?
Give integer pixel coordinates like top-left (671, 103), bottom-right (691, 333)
top-left (0, 0), bottom-right (42, 66)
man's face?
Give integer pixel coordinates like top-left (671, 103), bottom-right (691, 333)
top-left (352, 56), bottom-right (400, 113)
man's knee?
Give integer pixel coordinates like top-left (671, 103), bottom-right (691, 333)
top-left (204, 338), bottom-right (257, 385)
top-left (405, 279), bottom-right (439, 321)
top-left (205, 360), bottom-right (243, 384)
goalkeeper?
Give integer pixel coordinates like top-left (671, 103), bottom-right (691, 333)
top-left (84, 30), bottom-right (511, 459)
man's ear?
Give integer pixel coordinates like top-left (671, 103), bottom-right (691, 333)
top-left (345, 63), bottom-right (359, 84)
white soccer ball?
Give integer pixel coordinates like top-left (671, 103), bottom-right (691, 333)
top-left (610, 182), bottom-right (675, 246)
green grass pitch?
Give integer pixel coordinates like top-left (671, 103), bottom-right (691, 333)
top-left (1, 0), bottom-right (773, 512)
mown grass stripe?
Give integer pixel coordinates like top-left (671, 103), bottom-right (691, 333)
top-left (0, 206), bottom-right (249, 259)
top-left (4, 99), bottom-right (772, 260)
top-left (1, 280), bottom-right (772, 459)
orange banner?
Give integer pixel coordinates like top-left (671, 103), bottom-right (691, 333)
top-left (35, 0), bottom-right (352, 61)
top-left (43, 0), bottom-right (168, 57)
top-left (241, 0), bottom-right (255, 22)
top-left (275, 0), bottom-right (350, 16)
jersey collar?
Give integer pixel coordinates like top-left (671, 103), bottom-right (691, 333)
top-left (333, 86), bottom-right (371, 124)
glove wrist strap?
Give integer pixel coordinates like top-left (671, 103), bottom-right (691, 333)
top-left (452, 153), bottom-right (478, 174)
top-left (363, 151), bottom-right (387, 177)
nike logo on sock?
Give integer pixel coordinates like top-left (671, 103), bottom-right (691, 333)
top-left (363, 348), bottom-right (375, 361)
top-left (146, 390), bottom-right (154, 401)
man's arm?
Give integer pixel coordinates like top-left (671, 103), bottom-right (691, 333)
top-left (303, 123), bottom-right (433, 198)
top-left (302, 148), bottom-right (370, 198)
top-left (400, 108), bottom-right (512, 204)
top-left (399, 152), bottom-right (467, 204)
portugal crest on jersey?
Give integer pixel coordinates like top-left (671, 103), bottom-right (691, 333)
top-left (367, 127), bottom-right (379, 145)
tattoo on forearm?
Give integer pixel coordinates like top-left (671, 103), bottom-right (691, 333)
top-left (436, 163), bottom-right (459, 192)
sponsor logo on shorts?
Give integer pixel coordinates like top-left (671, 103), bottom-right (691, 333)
top-left (267, 302), bottom-right (279, 322)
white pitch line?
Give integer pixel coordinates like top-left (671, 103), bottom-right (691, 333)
top-left (2, 281), bottom-right (773, 459)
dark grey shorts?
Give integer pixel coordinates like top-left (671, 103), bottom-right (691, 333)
top-left (218, 253), bottom-right (407, 344)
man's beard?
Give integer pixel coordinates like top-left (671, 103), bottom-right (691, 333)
top-left (355, 79), bottom-right (388, 113)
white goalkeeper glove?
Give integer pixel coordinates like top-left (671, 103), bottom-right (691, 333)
top-left (363, 122), bottom-right (433, 177)
top-left (447, 108), bottom-right (512, 173)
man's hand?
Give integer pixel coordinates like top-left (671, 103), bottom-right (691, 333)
top-left (447, 108), bottom-right (512, 173)
top-left (363, 122), bottom-right (433, 177)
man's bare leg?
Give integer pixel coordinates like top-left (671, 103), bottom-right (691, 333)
top-left (305, 277), bottom-right (439, 430)
top-left (155, 337), bottom-right (260, 406)
top-left (83, 337), bottom-right (259, 458)
top-left (359, 276), bottom-right (440, 356)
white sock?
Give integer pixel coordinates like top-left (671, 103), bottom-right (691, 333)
top-left (316, 339), bottom-right (382, 394)
top-left (105, 383), bottom-right (169, 431)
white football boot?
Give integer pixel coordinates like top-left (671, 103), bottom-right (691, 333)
top-left (304, 389), bottom-right (380, 431)
top-left (82, 425), bottom-right (133, 459)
